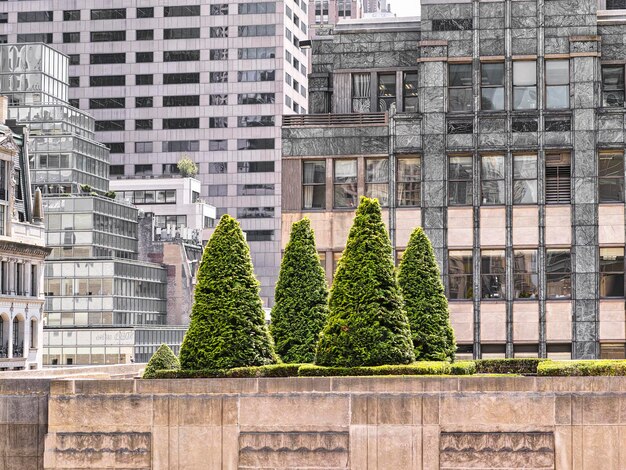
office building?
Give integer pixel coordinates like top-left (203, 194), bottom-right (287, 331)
top-left (0, 1), bottom-right (310, 306)
top-left (308, 0), bottom-right (362, 37)
top-left (283, 0), bottom-right (626, 360)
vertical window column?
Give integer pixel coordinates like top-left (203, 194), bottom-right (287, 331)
top-left (480, 155), bottom-right (505, 205)
top-left (513, 154), bottom-right (538, 204)
top-left (481, 250), bottom-right (506, 299)
top-left (448, 250), bottom-right (474, 299)
top-left (334, 160), bottom-right (358, 208)
top-left (513, 61), bottom-right (537, 110)
top-left (448, 156), bottom-right (473, 205)
top-left (377, 73), bottom-right (396, 111)
top-left (448, 63), bottom-right (473, 112)
top-left (396, 156), bottom-right (421, 206)
top-left (365, 158), bottom-right (389, 206)
top-left (481, 62), bottom-right (505, 111)
top-left (302, 161), bottom-right (326, 209)
top-left (545, 60), bottom-right (570, 109)
top-left (403, 72), bottom-right (419, 112)
top-left (601, 65), bottom-right (625, 107)
top-left (546, 249), bottom-right (572, 299)
top-left (513, 250), bottom-right (539, 299)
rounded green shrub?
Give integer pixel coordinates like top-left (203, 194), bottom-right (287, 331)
top-left (397, 227), bottom-right (456, 361)
top-left (179, 214), bottom-right (278, 370)
top-left (315, 197), bottom-right (415, 367)
top-left (271, 218), bottom-right (328, 363)
top-left (142, 344), bottom-right (180, 379)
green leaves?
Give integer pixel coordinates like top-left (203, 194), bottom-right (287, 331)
top-left (142, 344), bottom-right (180, 379)
top-left (315, 197), bottom-right (415, 367)
top-left (179, 215), bottom-right (277, 370)
top-left (271, 218), bottom-right (328, 363)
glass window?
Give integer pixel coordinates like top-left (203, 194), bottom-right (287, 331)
top-left (237, 162), bottom-right (274, 173)
top-left (210, 27), bottom-right (229, 38)
top-left (480, 155), bottom-right (504, 205)
top-left (209, 140), bottom-right (227, 151)
top-left (63, 32), bottom-right (80, 43)
top-left (303, 161), bottom-right (326, 209)
top-left (135, 97), bottom-right (153, 108)
top-left (449, 63), bottom-right (473, 112)
top-left (449, 156), bottom-right (472, 205)
top-left (481, 250), bottom-right (505, 299)
top-left (18, 11), bottom-right (53, 22)
top-left (164, 50), bottom-right (199, 61)
top-left (513, 250), bottom-right (538, 299)
top-left (397, 156), bottom-right (421, 207)
top-left (164, 28), bottom-right (200, 40)
top-left (600, 247), bottom-right (624, 298)
top-left (449, 250), bottom-right (473, 299)
top-left (136, 75), bottom-right (153, 85)
top-left (64, 10), bottom-right (80, 21)
top-left (545, 60), bottom-right (569, 109)
top-left (91, 8), bottom-right (126, 20)
top-left (210, 49), bottom-right (228, 61)
top-left (209, 162), bottom-right (227, 174)
top-left (513, 154), bottom-right (538, 204)
top-left (352, 73), bottom-right (371, 112)
top-left (403, 72), bottom-right (418, 112)
top-left (599, 151), bottom-right (624, 203)
top-left (545, 152), bottom-right (571, 204)
top-left (136, 7), bottom-right (154, 18)
top-left (546, 249), bottom-right (571, 299)
top-left (481, 62), bottom-right (504, 111)
top-left (513, 61), bottom-right (537, 110)
top-left (91, 31), bottom-right (126, 42)
top-left (211, 4), bottom-right (229, 15)
top-left (365, 159), bottom-right (389, 206)
top-left (163, 73), bottom-right (198, 84)
top-left (377, 74), bottom-right (396, 112)
top-left (602, 65), bottom-right (625, 107)
top-left (334, 160), bottom-right (358, 208)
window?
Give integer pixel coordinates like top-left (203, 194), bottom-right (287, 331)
top-left (352, 73), bottom-right (371, 112)
top-left (481, 250), bottom-right (505, 299)
top-left (164, 28), bottom-right (200, 40)
top-left (397, 156), bottom-right (421, 206)
top-left (69, 77), bottom-right (80, 87)
top-left (163, 118), bottom-right (199, 129)
top-left (164, 5), bottom-right (201, 16)
top-left (210, 95), bottom-right (228, 105)
top-left (210, 72), bottom-right (229, 83)
top-left (63, 32), bottom-right (80, 43)
top-left (105, 143), bottom-right (125, 154)
top-left (237, 70), bottom-right (275, 82)
top-left (600, 247), bottom-right (625, 298)
top-left (136, 75), bottom-right (153, 85)
top-left (403, 72), bottom-right (418, 112)
top-left (91, 8), bottom-right (126, 20)
top-left (91, 31), bottom-right (126, 42)
top-left (238, 184), bottom-right (275, 196)
top-left (237, 116), bottom-right (274, 127)
top-left (209, 140), bottom-right (228, 151)
top-left (136, 7), bottom-right (154, 18)
top-left (448, 120), bottom-right (473, 134)
top-left (18, 34), bottom-right (53, 44)
top-left (365, 159), bottom-right (389, 206)
top-left (237, 162), bottom-right (275, 173)
top-left (162, 164), bottom-right (180, 176)
top-left (135, 97), bottom-right (153, 109)
top-left (315, 0), bottom-right (329, 23)
top-left (481, 155), bottom-right (504, 205)
top-left (135, 119), bottom-right (153, 130)
top-left (64, 10), bottom-right (80, 21)
top-left (89, 98), bottom-right (125, 109)
top-left (334, 160), bottom-right (358, 208)
top-left (432, 18), bottom-right (472, 31)
top-left (303, 161), bottom-right (326, 209)
top-left (95, 120), bottom-right (125, 131)
top-left (546, 249), bottom-right (571, 299)
top-left (247, 230), bottom-right (274, 242)
top-left (481, 62), bottom-right (504, 111)
top-left (18, 11), bottom-right (53, 22)
top-left (545, 152), bottom-right (571, 204)
top-left (512, 118), bottom-right (538, 132)
top-left (545, 60), bottom-right (569, 109)
top-left (163, 141), bottom-right (199, 152)
top-left (599, 151), bottom-right (625, 202)
top-left (239, 3), bottom-right (277, 13)
top-left (136, 52), bottom-right (153, 63)
top-left (513, 154), bottom-right (538, 204)
top-left (163, 95), bottom-right (199, 107)
top-left (163, 73), bottom-right (198, 84)
top-left (209, 118), bottom-right (228, 128)
top-left (136, 30), bottom-right (154, 40)
top-left (377, 74), bottom-right (396, 112)
top-left (90, 53), bottom-right (125, 64)
top-left (209, 185), bottom-right (228, 197)
top-left (238, 25), bottom-right (275, 36)
top-left (210, 27), bottom-right (229, 38)
top-left (110, 165), bottom-right (124, 176)
top-left (135, 142), bottom-right (153, 153)
top-left (449, 251), bottom-right (473, 299)
top-left (210, 49), bottom-right (228, 60)
top-left (449, 156), bottom-right (472, 205)
top-left (237, 207), bottom-right (275, 218)
top-left (69, 55), bottom-right (80, 65)
top-left (238, 47), bottom-right (275, 59)
top-left (211, 4), bottom-right (229, 14)
top-left (513, 61), bottom-right (537, 110)
top-left (449, 64), bottom-right (473, 112)
top-left (238, 93), bottom-right (275, 104)
top-left (209, 163), bottom-right (228, 174)
top-left (69, 99), bottom-right (80, 108)
top-left (237, 138), bottom-right (274, 150)
top-left (545, 116), bottom-right (571, 132)
top-left (134, 165), bottom-right (153, 176)
top-left (602, 65), bottom-right (625, 107)
top-left (164, 50), bottom-right (199, 61)
top-left (513, 250), bottom-right (538, 299)
top-left (607, 0), bottom-right (626, 8)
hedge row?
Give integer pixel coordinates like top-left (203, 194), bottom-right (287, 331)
top-left (474, 358), bottom-right (548, 375)
top-left (149, 363), bottom-right (303, 379)
top-left (537, 360), bottom-right (626, 376)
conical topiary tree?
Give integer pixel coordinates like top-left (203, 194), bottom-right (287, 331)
top-left (271, 218), bottom-right (328, 363)
top-left (143, 344), bottom-right (180, 378)
top-left (315, 197), bottom-right (415, 367)
top-left (398, 227), bottom-right (456, 361)
top-left (179, 215), bottom-right (278, 370)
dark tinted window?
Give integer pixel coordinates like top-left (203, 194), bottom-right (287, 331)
top-left (90, 75), bottom-right (125, 86)
top-left (90, 53), bottom-right (125, 64)
top-left (163, 73), bottom-right (199, 84)
top-left (164, 6), bottom-right (201, 16)
top-left (164, 50), bottom-right (200, 61)
top-left (164, 28), bottom-right (200, 40)
top-left (163, 118), bottom-right (200, 129)
top-left (91, 31), bottom-right (126, 42)
top-left (91, 9), bottom-right (126, 20)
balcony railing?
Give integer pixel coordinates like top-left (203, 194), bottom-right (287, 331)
top-left (283, 112), bottom-right (388, 127)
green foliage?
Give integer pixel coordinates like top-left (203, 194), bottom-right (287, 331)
top-left (537, 360), bottom-right (626, 376)
top-left (177, 157), bottom-right (198, 178)
top-left (148, 363), bottom-right (302, 379)
top-left (79, 184), bottom-right (92, 193)
top-left (315, 197), bottom-right (415, 367)
top-left (450, 361), bottom-right (477, 375)
top-left (271, 219), bottom-right (328, 363)
top-left (474, 358), bottom-right (547, 375)
top-left (299, 362), bottom-right (454, 376)
top-left (179, 214), bottom-right (278, 370)
top-left (105, 190), bottom-right (116, 199)
top-left (397, 228), bottom-right (456, 361)
top-left (142, 344), bottom-right (180, 379)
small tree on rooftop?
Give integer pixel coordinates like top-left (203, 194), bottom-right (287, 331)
top-left (271, 218), bottom-right (328, 363)
top-left (179, 214), bottom-right (278, 370)
top-left (315, 197), bottom-right (415, 367)
top-left (177, 156), bottom-right (198, 178)
top-left (398, 227), bottom-right (456, 361)
top-left (142, 344), bottom-right (180, 378)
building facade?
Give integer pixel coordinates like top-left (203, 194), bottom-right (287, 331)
top-left (308, 0), bottom-right (362, 38)
top-left (283, 0), bottom-right (626, 360)
top-left (0, 1), bottom-right (310, 306)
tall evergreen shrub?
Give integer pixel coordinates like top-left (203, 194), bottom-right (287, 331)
top-left (398, 227), bottom-right (456, 361)
top-left (179, 215), bottom-right (277, 370)
top-left (271, 218), bottom-right (328, 363)
top-left (142, 344), bottom-right (180, 378)
top-left (315, 197), bottom-right (415, 367)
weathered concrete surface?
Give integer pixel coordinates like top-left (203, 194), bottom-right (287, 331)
top-left (35, 376), bottom-right (626, 469)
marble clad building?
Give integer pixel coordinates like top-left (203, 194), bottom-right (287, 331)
top-left (283, 0), bottom-right (626, 360)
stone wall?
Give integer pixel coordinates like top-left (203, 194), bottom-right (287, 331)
top-left (32, 376), bottom-right (626, 469)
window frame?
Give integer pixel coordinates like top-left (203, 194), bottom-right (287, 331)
top-left (600, 247), bottom-right (625, 298)
top-left (513, 249), bottom-right (539, 299)
top-left (480, 154), bottom-right (505, 205)
top-left (365, 158), bottom-right (389, 206)
top-left (448, 155), bottom-right (473, 206)
top-left (302, 160), bottom-right (326, 210)
top-left (448, 250), bottom-right (473, 300)
top-left (513, 154), bottom-right (538, 204)
top-left (513, 61), bottom-right (537, 110)
top-left (545, 60), bottom-right (570, 110)
top-left (546, 248), bottom-right (572, 299)
top-left (333, 159), bottom-right (358, 209)
top-left (598, 150), bottom-right (625, 203)
top-left (601, 64), bottom-right (625, 108)
top-left (481, 250), bottom-right (506, 299)
top-left (480, 62), bottom-right (505, 111)
top-left (448, 63), bottom-right (473, 113)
